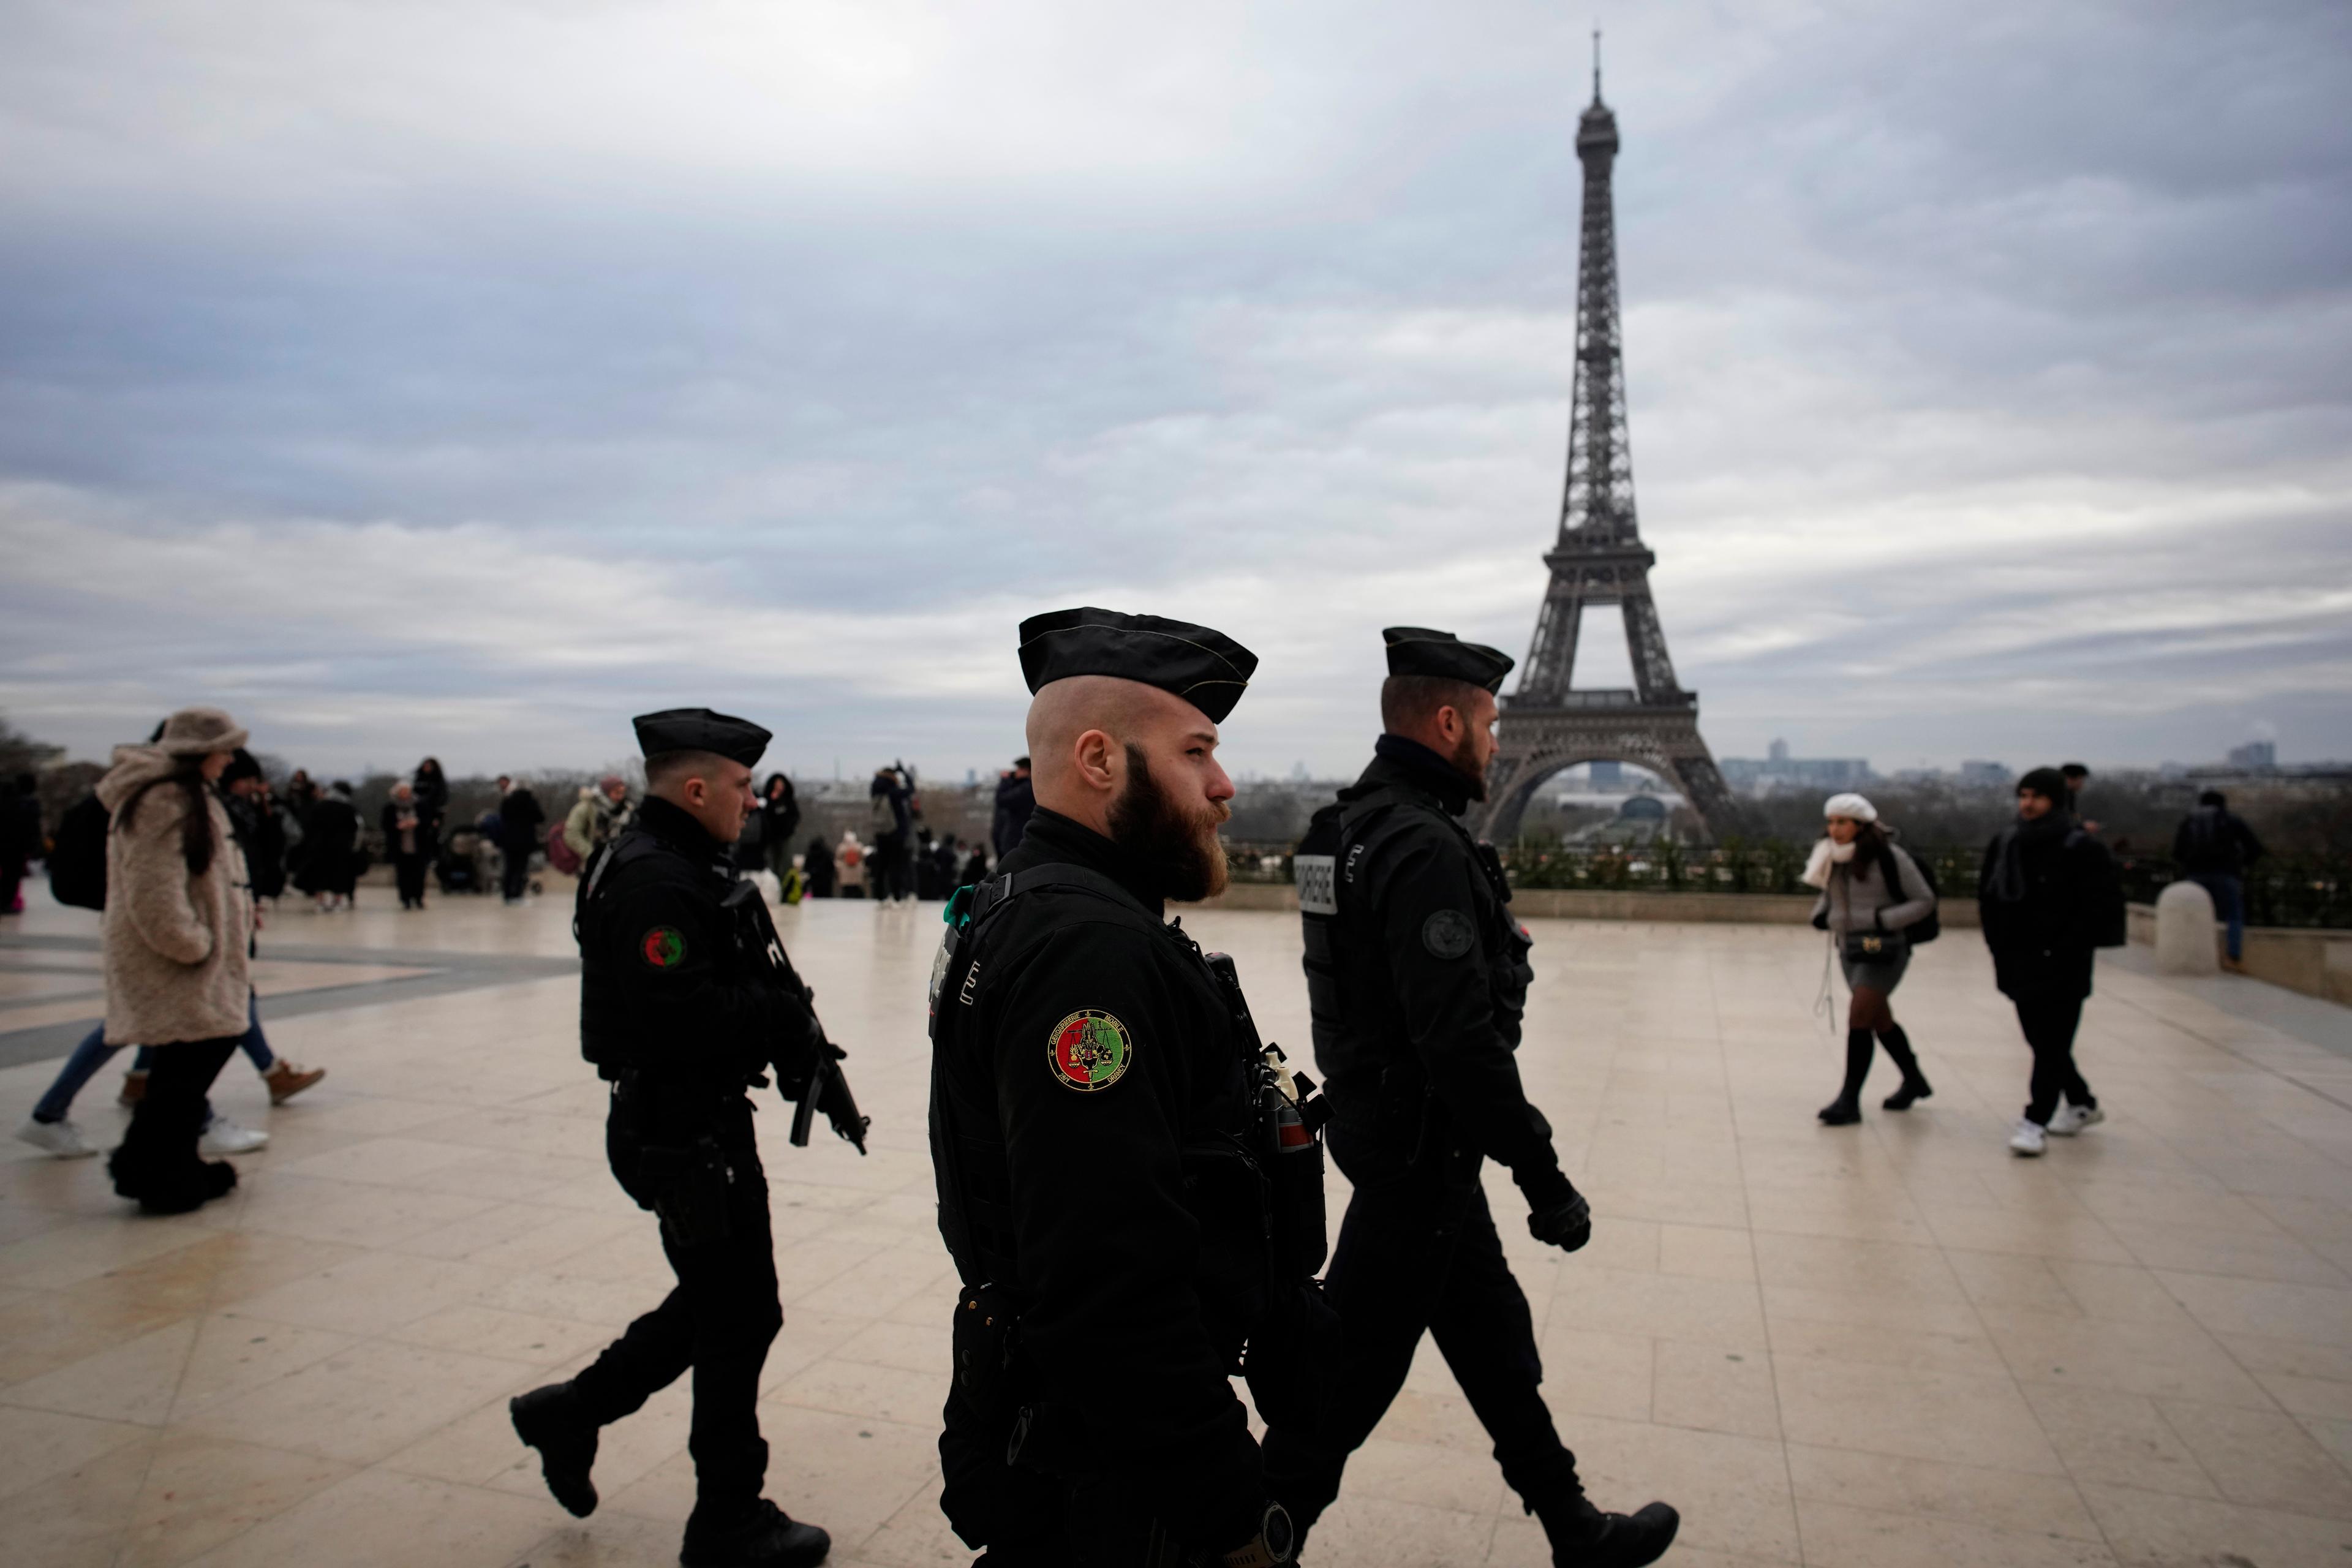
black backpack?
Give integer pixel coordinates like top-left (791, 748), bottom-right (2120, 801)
top-left (49, 793), bottom-right (109, 910)
top-left (1891, 842), bottom-right (1941, 944)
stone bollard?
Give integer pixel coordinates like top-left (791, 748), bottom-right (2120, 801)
top-left (2156, 880), bottom-right (2220, 975)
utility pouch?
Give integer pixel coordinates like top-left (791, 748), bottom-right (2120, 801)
top-left (640, 1136), bottom-right (733, 1248)
top-left (1243, 1278), bottom-right (1343, 1433)
top-left (951, 1282), bottom-right (1022, 1424)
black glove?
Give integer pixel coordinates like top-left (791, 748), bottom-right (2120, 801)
top-left (1518, 1165), bottom-right (1592, 1253)
top-left (1811, 908), bottom-right (1828, 931)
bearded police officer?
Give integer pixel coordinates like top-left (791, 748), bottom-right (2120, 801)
top-left (929, 608), bottom-right (1311, 1567)
top-left (510, 709), bottom-right (832, 1568)
top-left (1265, 630), bottom-right (1679, 1567)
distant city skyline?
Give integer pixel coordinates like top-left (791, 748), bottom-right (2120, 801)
top-left (2, 2), bottom-right (2346, 778)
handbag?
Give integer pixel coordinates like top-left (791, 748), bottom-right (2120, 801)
top-left (1842, 925), bottom-right (1906, 964)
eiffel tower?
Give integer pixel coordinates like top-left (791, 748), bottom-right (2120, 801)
top-left (1476, 41), bottom-right (1741, 842)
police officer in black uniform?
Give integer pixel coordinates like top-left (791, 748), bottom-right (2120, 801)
top-left (929, 608), bottom-right (1306, 1567)
top-left (510, 708), bottom-right (832, 1568)
top-left (1265, 630), bottom-right (1679, 1567)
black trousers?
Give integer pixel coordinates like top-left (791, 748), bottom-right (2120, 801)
top-left (501, 844), bottom-right (533, 900)
top-left (393, 851), bottom-right (429, 907)
top-left (573, 1090), bottom-right (781, 1518)
top-left (2015, 994), bottom-right (2094, 1125)
top-left (1262, 1155), bottom-right (1580, 1534)
top-left (109, 1036), bottom-right (237, 1199)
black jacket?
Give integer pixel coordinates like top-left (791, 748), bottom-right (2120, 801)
top-left (930, 808), bottom-right (1262, 1541)
top-left (2173, 807), bottom-right (2264, 879)
top-left (298, 796), bottom-right (360, 892)
top-left (1978, 813), bottom-right (2125, 1001)
top-left (991, 773), bottom-right (1035, 858)
top-left (227, 794), bottom-right (289, 899)
top-left (499, 787), bottom-right (546, 851)
top-left (1298, 736), bottom-right (1560, 1191)
top-left (576, 795), bottom-right (813, 1085)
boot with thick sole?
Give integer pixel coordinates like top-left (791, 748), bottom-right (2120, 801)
top-left (264, 1061), bottom-right (328, 1104)
top-left (1545, 1499), bottom-right (1681, 1568)
top-left (680, 1499), bottom-right (830, 1568)
top-left (509, 1383), bottom-right (599, 1517)
top-left (1877, 1027), bottom-right (1931, 1110)
top-left (1818, 1030), bottom-right (1874, 1124)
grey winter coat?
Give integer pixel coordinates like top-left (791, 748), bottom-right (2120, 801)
top-left (98, 747), bottom-right (254, 1046)
top-left (1811, 842), bottom-right (1936, 937)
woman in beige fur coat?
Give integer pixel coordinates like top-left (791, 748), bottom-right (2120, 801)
top-left (102, 706), bottom-right (255, 1213)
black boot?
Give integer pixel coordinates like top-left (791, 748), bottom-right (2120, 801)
top-left (1817, 1029), bottom-right (1874, 1125)
top-left (510, 1382), bottom-right (599, 1517)
top-left (1878, 1025), bottom-right (1932, 1110)
top-left (1539, 1494), bottom-right (1681, 1568)
top-left (680, 1499), bottom-right (831, 1568)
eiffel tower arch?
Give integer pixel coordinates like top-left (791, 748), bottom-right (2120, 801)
top-left (1474, 45), bottom-right (1743, 844)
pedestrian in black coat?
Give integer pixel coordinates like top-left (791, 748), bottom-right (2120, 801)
top-left (801, 835), bottom-right (835, 898)
top-left (299, 784), bottom-right (361, 910)
top-left (497, 777), bottom-right (546, 903)
top-left (2173, 790), bottom-right (2264, 968)
top-left (1980, 767), bottom-right (2125, 1156)
top-left (0, 772), bottom-right (39, 914)
top-left (413, 757), bottom-right (450, 848)
top-left (755, 774), bottom-right (800, 883)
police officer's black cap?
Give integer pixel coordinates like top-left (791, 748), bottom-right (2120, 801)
top-left (1383, 627), bottom-right (1514, 694)
top-left (1017, 607), bottom-right (1257, 723)
top-left (631, 707), bottom-right (772, 767)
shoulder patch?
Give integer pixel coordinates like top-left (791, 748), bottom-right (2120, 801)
top-left (1047, 1009), bottom-right (1133, 1092)
top-left (641, 926), bottom-right (687, 969)
top-left (1422, 908), bottom-right (1477, 960)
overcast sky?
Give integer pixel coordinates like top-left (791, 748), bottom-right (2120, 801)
top-left (3, 0), bottom-right (2347, 782)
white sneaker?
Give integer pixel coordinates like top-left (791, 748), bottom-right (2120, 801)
top-left (200, 1116), bottom-right (270, 1155)
top-left (16, 1117), bottom-right (100, 1159)
top-left (2048, 1104), bottom-right (2106, 1137)
top-left (2009, 1118), bottom-right (2048, 1157)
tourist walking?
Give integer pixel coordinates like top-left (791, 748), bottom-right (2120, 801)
top-left (300, 782), bottom-right (361, 911)
top-left (990, 755), bottom-right (1033, 858)
top-left (413, 756), bottom-right (451, 844)
top-left (497, 775), bottom-right (546, 902)
top-left (834, 829), bottom-right (865, 898)
top-left (756, 774), bottom-right (799, 883)
top-left (384, 782), bottom-right (432, 908)
top-left (867, 767), bottom-right (913, 904)
top-left (1980, 767), bottom-right (2126, 1156)
top-left (801, 835), bottom-right (835, 899)
top-left (98, 707), bottom-right (256, 1213)
top-left (225, 753), bottom-right (292, 902)
top-left (565, 775), bottom-right (631, 864)
top-left (2173, 790), bottom-right (2264, 972)
top-left (1804, 793), bottom-right (1937, 1124)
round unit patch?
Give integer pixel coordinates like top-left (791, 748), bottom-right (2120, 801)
top-left (1047, 1009), bottom-right (1133, 1093)
top-left (1422, 909), bottom-right (1477, 960)
top-left (641, 926), bottom-right (687, 969)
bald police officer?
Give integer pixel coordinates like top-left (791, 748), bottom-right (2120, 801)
top-left (511, 709), bottom-right (832, 1568)
top-left (930, 609), bottom-right (1305, 1567)
top-left (1265, 630), bottom-right (1679, 1566)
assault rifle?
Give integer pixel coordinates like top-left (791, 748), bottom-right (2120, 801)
top-left (720, 879), bottom-right (870, 1155)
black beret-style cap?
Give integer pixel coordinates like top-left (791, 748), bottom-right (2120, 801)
top-left (631, 707), bottom-right (772, 767)
top-left (1017, 607), bottom-right (1258, 723)
top-left (1383, 627), bottom-right (1515, 694)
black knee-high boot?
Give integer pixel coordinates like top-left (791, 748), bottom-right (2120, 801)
top-left (1878, 1025), bottom-right (1932, 1109)
top-left (1819, 1030), bottom-right (1874, 1125)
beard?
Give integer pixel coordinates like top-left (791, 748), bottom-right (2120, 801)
top-left (1450, 731), bottom-right (1490, 802)
top-left (1107, 744), bottom-right (1231, 902)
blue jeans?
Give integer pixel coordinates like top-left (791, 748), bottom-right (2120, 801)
top-left (2195, 873), bottom-right (2246, 961)
top-left (31, 995), bottom-right (273, 1124)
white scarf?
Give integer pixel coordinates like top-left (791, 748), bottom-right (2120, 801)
top-left (1800, 837), bottom-right (1856, 889)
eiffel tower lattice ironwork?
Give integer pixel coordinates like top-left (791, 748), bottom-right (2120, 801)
top-left (1476, 42), bottom-right (1741, 842)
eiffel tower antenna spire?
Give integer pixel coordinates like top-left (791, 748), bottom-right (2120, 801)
top-left (1474, 56), bottom-right (1743, 843)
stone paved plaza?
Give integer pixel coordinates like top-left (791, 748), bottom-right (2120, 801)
top-left (4, 891), bottom-right (2352, 1567)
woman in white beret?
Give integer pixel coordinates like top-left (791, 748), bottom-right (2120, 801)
top-left (1803, 792), bottom-right (1937, 1125)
